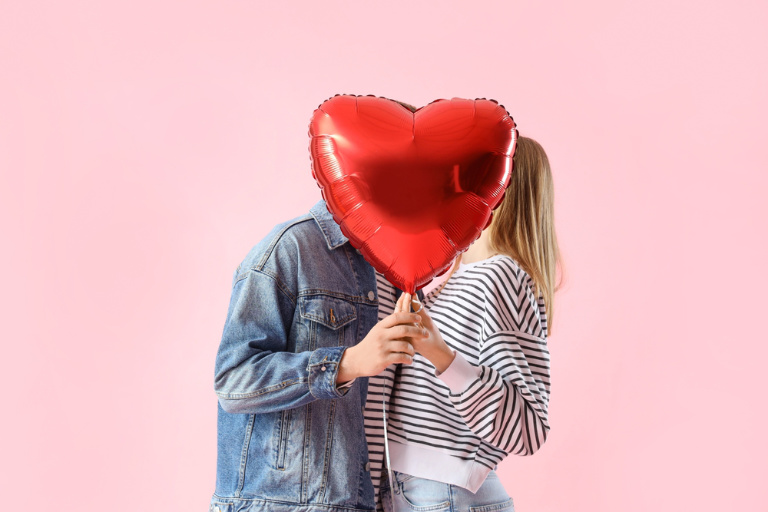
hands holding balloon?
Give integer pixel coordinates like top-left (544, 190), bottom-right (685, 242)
top-left (318, 95), bottom-right (504, 380)
top-left (336, 310), bottom-right (424, 385)
top-left (336, 294), bottom-right (457, 385)
top-left (395, 294), bottom-right (457, 374)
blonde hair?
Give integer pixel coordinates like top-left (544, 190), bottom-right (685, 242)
top-left (490, 136), bottom-right (563, 333)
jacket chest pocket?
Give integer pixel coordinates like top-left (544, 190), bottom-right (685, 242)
top-left (298, 295), bottom-right (358, 350)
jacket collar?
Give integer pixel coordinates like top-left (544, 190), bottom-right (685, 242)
top-left (310, 200), bottom-right (349, 250)
top-left (309, 200), bottom-right (423, 299)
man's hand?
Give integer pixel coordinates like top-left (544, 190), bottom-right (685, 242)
top-left (337, 311), bottom-right (427, 384)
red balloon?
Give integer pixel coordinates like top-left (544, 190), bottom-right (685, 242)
top-left (309, 95), bottom-right (517, 293)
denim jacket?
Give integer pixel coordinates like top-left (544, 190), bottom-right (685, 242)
top-left (211, 201), bottom-right (380, 512)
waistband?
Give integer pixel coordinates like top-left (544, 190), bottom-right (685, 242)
top-left (387, 440), bottom-right (492, 493)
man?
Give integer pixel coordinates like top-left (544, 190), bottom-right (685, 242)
top-left (210, 200), bottom-right (426, 512)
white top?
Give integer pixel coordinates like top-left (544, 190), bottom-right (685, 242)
top-left (364, 255), bottom-right (551, 510)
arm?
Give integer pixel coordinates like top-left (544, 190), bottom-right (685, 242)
top-left (436, 330), bottom-right (550, 456)
top-left (215, 268), bottom-right (424, 415)
top-left (407, 272), bottom-right (551, 456)
top-left (214, 268), bottom-right (352, 415)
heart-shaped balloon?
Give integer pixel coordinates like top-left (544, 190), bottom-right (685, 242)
top-left (309, 95), bottom-right (517, 293)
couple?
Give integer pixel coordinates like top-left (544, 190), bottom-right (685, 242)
top-left (210, 136), bottom-right (560, 512)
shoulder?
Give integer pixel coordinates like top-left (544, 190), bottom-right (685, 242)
top-left (233, 211), bottom-right (320, 282)
top-left (468, 256), bottom-right (546, 336)
top-left (464, 255), bottom-right (534, 296)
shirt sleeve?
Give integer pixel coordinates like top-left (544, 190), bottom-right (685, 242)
top-left (214, 267), bottom-right (353, 415)
top-left (435, 264), bottom-right (551, 456)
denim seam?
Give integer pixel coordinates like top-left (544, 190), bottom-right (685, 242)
top-left (299, 296), bottom-right (357, 328)
top-left (236, 414), bottom-right (255, 498)
top-left (254, 215), bottom-right (313, 270)
top-left (318, 398), bottom-right (337, 501)
top-left (309, 318), bottom-right (316, 351)
top-left (342, 245), bottom-right (369, 303)
top-left (307, 347), bottom-right (347, 399)
top-left (275, 408), bottom-right (291, 470)
top-left (298, 289), bottom-right (376, 305)
top-left (216, 378), bottom-right (308, 400)
top-left (301, 401), bottom-right (312, 503)
top-left (302, 313), bottom-right (356, 329)
top-left (213, 495), bottom-right (375, 511)
top-left (469, 498), bottom-right (515, 512)
top-left (231, 267), bottom-right (297, 307)
top-left (252, 268), bottom-right (297, 306)
top-left (398, 482), bottom-right (451, 512)
top-left (307, 361), bottom-right (338, 368)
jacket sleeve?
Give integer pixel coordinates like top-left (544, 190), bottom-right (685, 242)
top-left (214, 267), bottom-right (353, 415)
top-left (435, 270), bottom-right (551, 455)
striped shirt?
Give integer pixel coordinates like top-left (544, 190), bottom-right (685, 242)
top-left (364, 255), bottom-right (551, 510)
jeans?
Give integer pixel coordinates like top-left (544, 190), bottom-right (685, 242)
top-left (380, 469), bottom-right (515, 512)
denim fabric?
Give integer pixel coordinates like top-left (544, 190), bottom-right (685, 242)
top-left (211, 200), bottom-right (381, 512)
top-left (380, 469), bottom-right (514, 512)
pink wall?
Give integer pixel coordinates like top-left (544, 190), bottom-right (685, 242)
top-left (1, 1), bottom-right (766, 510)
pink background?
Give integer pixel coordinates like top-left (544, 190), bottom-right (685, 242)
top-left (1, 1), bottom-right (766, 511)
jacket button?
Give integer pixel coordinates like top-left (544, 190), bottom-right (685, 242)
top-left (368, 291), bottom-right (375, 301)
top-left (365, 462), bottom-right (371, 471)
top-left (321, 366), bottom-right (327, 371)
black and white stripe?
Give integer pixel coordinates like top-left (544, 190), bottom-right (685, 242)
top-left (364, 256), bottom-right (551, 511)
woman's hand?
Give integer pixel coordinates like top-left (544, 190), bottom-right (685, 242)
top-left (396, 293), bottom-right (456, 374)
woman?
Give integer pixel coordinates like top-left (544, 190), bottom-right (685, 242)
top-left (365, 136), bottom-right (561, 512)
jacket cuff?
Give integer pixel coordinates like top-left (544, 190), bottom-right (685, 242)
top-left (308, 346), bottom-right (351, 399)
top-left (435, 350), bottom-right (480, 395)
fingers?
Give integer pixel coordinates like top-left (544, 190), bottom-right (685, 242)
top-left (389, 324), bottom-right (428, 340)
top-left (388, 351), bottom-right (413, 366)
top-left (410, 295), bottom-right (424, 326)
top-left (390, 340), bottom-right (415, 357)
top-left (397, 292), bottom-right (421, 315)
top-left (413, 299), bottom-right (432, 327)
top-left (404, 293), bottom-right (425, 320)
top-left (380, 311), bottom-right (422, 328)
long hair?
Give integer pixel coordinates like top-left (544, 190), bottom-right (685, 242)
top-left (489, 136), bottom-right (563, 333)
